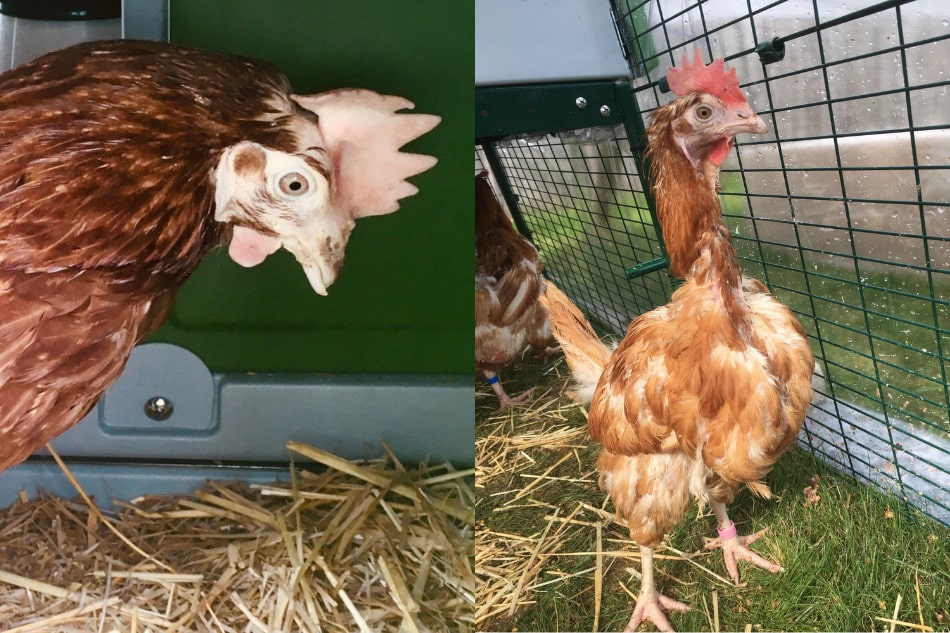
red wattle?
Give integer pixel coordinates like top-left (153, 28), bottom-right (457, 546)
top-left (709, 137), bottom-right (734, 165)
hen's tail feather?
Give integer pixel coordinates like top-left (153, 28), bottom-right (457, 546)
top-left (745, 480), bottom-right (773, 500)
top-left (538, 280), bottom-right (612, 404)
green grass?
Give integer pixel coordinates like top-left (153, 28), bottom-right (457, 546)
top-left (475, 355), bottom-right (950, 632)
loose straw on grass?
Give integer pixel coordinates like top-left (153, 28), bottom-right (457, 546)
top-left (713, 590), bottom-right (720, 633)
top-left (618, 578), bottom-right (638, 601)
top-left (873, 617), bottom-right (934, 632)
top-left (507, 452), bottom-right (573, 505)
top-left (507, 507), bottom-right (560, 617)
top-left (660, 543), bottom-right (735, 586)
top-left (875, 593), bottom-right (935, 632)
top-left (892, 594), bottom-right (903, 633)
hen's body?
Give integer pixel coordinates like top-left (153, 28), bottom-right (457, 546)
top-left (475, 172), bottom-right (555, 407)
top-left (541, 54), bottom-right (813, 631)
top-left (0, 40), bottom-right (438, 470)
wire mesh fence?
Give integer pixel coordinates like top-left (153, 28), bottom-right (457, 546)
top-left (477, 132), bottom-right (671, 332)
top-left (476, 0), bottom-right (950, 526)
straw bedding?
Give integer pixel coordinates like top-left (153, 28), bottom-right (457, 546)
top-left (474, 375), bottom-right (711, 631)
top-left (0, 442), bottom-right (474, 632)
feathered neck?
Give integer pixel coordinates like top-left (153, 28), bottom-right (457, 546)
top-left (645, 101), bottom-right (742, 293)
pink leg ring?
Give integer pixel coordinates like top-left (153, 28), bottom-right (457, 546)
top-left (718, 521), bottom-right (737, 540)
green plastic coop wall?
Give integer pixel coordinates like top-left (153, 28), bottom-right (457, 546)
top-left (158, 2), bottom-right (473, 376)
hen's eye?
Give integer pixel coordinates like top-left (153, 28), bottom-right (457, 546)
top-left (278, 172), bottom-right (310, 196)
top-left (695, 105), bottom-right (713, 120)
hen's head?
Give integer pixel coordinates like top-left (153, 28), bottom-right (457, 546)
top-left (652, 49), bottom-right (766, 171)
top-left (213, 89), bottom-right (440, 295)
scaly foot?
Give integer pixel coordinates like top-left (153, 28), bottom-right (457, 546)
top-left (484, 370), bottom-right (535, 409)
top-left (704, 521), bottom-right (783, 584)
top-left (497, 387), bottom-right (536, 409)
top-left (623, 588), bottom-right (690, 632)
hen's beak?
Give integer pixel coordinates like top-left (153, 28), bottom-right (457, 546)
top-left (731, 110), bottom-right (767, 136)
top-left (287, 239), bottom-right (345, 296)
top-left (301, 262), bottom-right (332, 296)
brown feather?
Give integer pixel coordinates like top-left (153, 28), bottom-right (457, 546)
top-left (537, 280), bottom-right (612, 402)
top-left (0, 269), bottom-right (170, 470)
top-left (475, 172), bottom-right (553, 369)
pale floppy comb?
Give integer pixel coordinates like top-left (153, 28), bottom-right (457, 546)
top-left (666, 48), bottom-right (749, 106)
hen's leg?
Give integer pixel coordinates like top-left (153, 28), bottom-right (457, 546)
top-left (623, 546), bottom-right (690, 632)
top-left (482, 370), bottom-right (534, 409)
top-left (705, 502), bottom-right (783, 584)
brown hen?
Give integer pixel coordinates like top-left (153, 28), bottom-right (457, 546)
top-left (540, 51), bottom-right (814, 631)
top-left (475, 171), bottom-right (558, 408)
top-left (0, 40), bottom-right (439, 471)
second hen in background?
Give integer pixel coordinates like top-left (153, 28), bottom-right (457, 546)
top-left (475, 171), bottom-right (559, 408)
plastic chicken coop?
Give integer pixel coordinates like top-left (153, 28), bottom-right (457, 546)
top-left (0, 0), bottom-right (474, 506)
top-left (476, 0), bottom-right (949, 526)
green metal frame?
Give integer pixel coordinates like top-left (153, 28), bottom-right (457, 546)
top-left (477, 80), bottom-right (669, 281)
top-left (477, 81), bottom-right (629, 140)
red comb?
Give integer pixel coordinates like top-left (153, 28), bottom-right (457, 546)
top-left (666, 48), bottom-right (748, 106)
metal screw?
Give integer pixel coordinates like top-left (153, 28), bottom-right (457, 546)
top-left (144, 396), bottom-right (174, 421)
top-left (600, 105), bottom-right (611, 117)
top-left (575, 97), bottom-right (588, 109)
